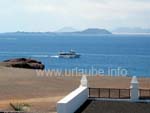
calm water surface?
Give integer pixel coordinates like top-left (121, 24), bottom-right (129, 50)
top-left (0, 34), bottom-right (150, 77)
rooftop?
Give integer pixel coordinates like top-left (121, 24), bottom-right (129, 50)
top-left (75, 100), bottom-right (150, 113)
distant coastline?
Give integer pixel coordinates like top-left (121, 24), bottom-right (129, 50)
top-left (0, 28), bottom-right (112, 36)
top-left (113, 32), bottom-right (150, 35)
top-left (113, 27), bottom-right (150, 34)
top-left (2, 27), bottom-right (150, 35)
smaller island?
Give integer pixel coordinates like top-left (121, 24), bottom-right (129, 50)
top-left (78, 28), bottom-right (112, 35)
top-left (56, 28), bottom-right (112, 35)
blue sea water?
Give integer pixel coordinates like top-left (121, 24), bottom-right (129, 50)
top-left (0, 34), bottom-right (150, 77)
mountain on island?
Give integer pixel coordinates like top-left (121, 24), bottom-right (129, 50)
top-left (56, 28), bottom-right (111, 34)
top-left (78, 28), bottom-right (112, 34)
top-left (55, 28), bottom-right (111, 35)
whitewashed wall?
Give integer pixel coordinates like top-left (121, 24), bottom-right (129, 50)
top-left (57, 86), bottom-right (88, 113)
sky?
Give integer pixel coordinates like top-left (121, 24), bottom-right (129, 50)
top-left (0, 0), bottom-right (150, 32)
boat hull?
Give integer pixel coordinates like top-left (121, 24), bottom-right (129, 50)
top-left (59, 54), bottom-right (80, 58)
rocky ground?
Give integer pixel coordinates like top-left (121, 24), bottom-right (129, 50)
top-left (0, 58), bottom-right (45, 70)
top-left (0, 66), bottom-right (150, 113)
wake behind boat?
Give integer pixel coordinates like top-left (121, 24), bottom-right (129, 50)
top-left (58, 50), bottom-right (80, 58)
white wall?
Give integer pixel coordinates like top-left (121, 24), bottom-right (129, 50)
top-left (57, 86), bottom-right (88, 113)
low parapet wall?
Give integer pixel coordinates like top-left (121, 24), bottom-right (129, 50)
top-left (57, 86), bottom-right (88, 113)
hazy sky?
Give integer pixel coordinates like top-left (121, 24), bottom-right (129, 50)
top-left (0, 0), bottom-right (150, 32)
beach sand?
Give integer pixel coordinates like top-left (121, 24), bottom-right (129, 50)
top-left (0, 66), bottom-right (150, 113)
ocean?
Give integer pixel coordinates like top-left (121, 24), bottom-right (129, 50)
top-left (0, 34), bottom-right (150, 77)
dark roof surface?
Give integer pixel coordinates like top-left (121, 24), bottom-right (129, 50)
top-left (75, 100), bottom-right (150, 113)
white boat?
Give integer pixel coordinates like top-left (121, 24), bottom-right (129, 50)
top-left (58, 50), bottom-right (80, 58)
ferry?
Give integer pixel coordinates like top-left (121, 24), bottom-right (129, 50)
top-left (58, 50), bottom-right (80, 58)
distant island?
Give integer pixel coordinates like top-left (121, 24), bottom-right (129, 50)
top-left (76, 28), bottom-right (112, 34)
top-left (1, 28), bottom-right (112, 36)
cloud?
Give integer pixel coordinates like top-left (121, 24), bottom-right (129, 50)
top-left (0, 0), bottom-right (150, 32)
